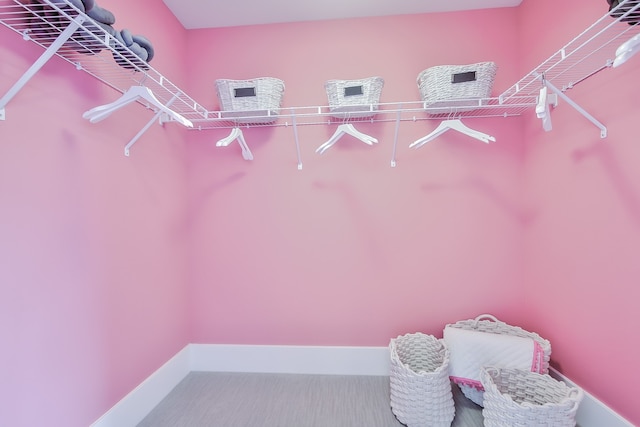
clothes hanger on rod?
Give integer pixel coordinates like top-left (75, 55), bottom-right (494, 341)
top-left (216, 127), bottom-right (253, 160)
top-left (82, 85), bottom-right (193, 127)
top-left (536, 85), bottom-right (553, 132)
top-left (409, 113), bottom-right (495, 149)
top-left (316, 122), bottom-right (378, 154)
top-left (614, 33), bottom-right (640, 67)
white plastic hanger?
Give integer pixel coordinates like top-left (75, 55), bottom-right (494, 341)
top-left (410, 118), bottom-right (495, 148)
top-left (216, 127), bottom-right (253, 160)
top-left (82, 86), bottom-right (193, 127)
top-left (614, 33), bottom-right (640, 68)
top-left (316, 123), bottom-right (378, 154)
top-left (536, 85), bottom-right (553, 132)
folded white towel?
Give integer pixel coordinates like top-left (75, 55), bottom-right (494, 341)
top-left (443, 326), bottom-right (544, 390)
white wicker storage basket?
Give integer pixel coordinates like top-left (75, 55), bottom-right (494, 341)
top-left (480, 367), bottom-right (583, 427)
top-left (215, 77), bottom-right (285, 124)
top-left (324, 76), bottom-right (384, 119)
top-left (446, 314), bottom-right (551, 407)
top-left (389, 333), bottom-right (455, 427)
top-left (417, 62), bottom-right (497, 114)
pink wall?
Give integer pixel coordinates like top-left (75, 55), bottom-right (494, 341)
top-left (3, 1), bottom-right (638, 425)
top-left (185, 9), bottom-right (527, 346)
top-left (518, 0), bottom-right (640, 424)
top-left (186, 4), bottom-right (640, 423)
top-left (0, 1), bottom-right (190, 426)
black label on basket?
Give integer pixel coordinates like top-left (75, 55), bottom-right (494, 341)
top-left (234, 87), bottom-right (257, 97)
top-left (344, 85), bottom-right (364, 96)
top-left (451, 71), bottom-right (477, 84)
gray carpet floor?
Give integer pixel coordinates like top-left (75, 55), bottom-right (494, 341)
top-left (137, 372), bottom-right (484, 427)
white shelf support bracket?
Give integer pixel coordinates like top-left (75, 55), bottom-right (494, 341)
top-left (390, 109), bottom-right (401, 168)
top-left (543, 79), bottom-right (607, 138)
top-left (292, 113), bottom-right (303, 170)
top-left (0, 15), bottom-right (86, 119)
top-left (124, 94), bottom-right (179, 156)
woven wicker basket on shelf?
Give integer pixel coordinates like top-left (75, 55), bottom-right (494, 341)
top-left (446, 314), bottom-right (551, 407)
top-left (417, 62), bottom-right (497, 114)
top-left (480, 367), bottom-right (583, 427)
top-left (324, 76), bottom-right (384, 119)
top-left (389, 333), bottom-right (455, 427)
top-left (215, 77), bottom-right (285, 124)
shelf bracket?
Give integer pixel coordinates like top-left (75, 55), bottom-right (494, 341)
top-left (542, 79), bottom-right (607, 138)
top-left (292, 112), bottom-right (303, 170)
top-left (0, 14), bottom-right (87, 119)
top-left (390, 108), bottom-right (401, 168)
top-left (124, 93), bottom-right (179, 156)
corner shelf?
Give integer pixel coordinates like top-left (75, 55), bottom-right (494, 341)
top-left (500, 0), bottom-right (640, 137)
top-left (502, 2), bottom-right (640, 99)
top-left (0, 0), bottom-right (208, 123)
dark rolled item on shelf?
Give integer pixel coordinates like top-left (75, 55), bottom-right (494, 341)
top-left (28, 0), bottom-right (99, 48)
top-left (111, 28), bottom-right (155, 71)
top-left (69, 19), bottom-right (116, 54)
top-left (132, 34), bottom-right (154, 62)
top-left (120, 26), bottom-right (133, 45)
top-left (69, 1), bottom-right (116, 54)
top-left (607, 0), bottom-right (640, 25)
top-left (34, 0), bottom-right (95, 14)
top-left (43, 0), bottom-right (86, 11)
top-left (81, 0), bottom-right (95, 12)
top-left (86, 4), bottom-right (115, 25)
top-left (28, 0), bottom-right (85, 40)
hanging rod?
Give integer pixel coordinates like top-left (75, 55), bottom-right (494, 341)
top-left (190, 97), bottom-right (541, 130)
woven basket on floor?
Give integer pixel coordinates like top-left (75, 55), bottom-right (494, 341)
top-left (480, 367), bottom-right (583, 427)
top-left (389, 333), bottom-right (455, 427)
top-left (446, 314), bottom-right (551, 407)
top-left (325, 76), bottom-right (384, 119)
top-left (215, 77), bottom-right (285, 124)
top-left (417, 62), bottom-right (497, 114)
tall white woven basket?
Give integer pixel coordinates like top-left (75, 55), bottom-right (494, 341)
top-left (215, 77), bottom-right (285, 124)
top-left (446, 314), bottom-right (552, 407)
top-left (389, 333), bottom-right (455, 427)
top-left (417, 62), bottom-right (497, 114)
top-left (480, 367), bottom-right (583, 427)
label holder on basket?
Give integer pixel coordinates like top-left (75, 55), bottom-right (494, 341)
top-left (234, 87), bottom-right (257, 98)
top-left (344, 85), bottom-right (364, 96)
top-left (452, 71), bottom-right (477, 84)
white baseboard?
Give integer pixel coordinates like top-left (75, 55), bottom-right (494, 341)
top-left (190, 343), bottom-right (390, 376)
top-left (549, 367), bottom-right (634, 427)
top-left (90, 345), bottom-right (191, 427)
top-left (93, 344), bottom-right (634, 427)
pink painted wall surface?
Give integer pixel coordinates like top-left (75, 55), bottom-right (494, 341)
top-left (185, 9), bottom-right (528, 347)
top-left (3, 0), bottom-right (638, 425)
top-left (0, 1), bottom-right (190, 426)
top-left (518, 0), bottom-right (640, 424)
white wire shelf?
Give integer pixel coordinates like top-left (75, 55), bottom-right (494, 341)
top-left (190, 96), bottom-right (541, 130)
top-left (0, 0), bottom-right (209, 123)
top-left (501, 0), bottom-right (640, 100)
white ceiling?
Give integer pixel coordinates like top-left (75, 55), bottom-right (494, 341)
top-left (162, 0), bottom-right (524, 30)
